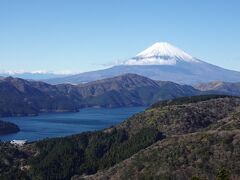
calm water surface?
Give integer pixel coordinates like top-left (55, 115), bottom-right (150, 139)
top-left (0, 107), bottom-right (145, 142)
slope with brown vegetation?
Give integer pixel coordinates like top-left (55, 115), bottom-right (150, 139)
top-left (74, 95), bottom-right (240, 180)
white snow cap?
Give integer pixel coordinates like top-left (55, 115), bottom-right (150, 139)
top-left (124, 42), bottom-right (199, 65)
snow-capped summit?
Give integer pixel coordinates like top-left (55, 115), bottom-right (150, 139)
top-left (45, 42), bottom-right (240, 85)
top-left (124, 42), bottom-right (199, 65)
top-left (136, 42), bottom-right (193, 60)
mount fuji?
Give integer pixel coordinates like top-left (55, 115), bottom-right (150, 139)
top-left (123, 42), bottom-right (199, 65)
top-left (45, 42), bottom-right (240, 85)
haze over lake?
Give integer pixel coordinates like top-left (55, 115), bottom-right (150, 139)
top-left (0, 107), bottom-right (145, 142)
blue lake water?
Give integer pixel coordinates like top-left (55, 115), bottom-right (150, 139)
top-left (0, 107), bottom-right (145, 142)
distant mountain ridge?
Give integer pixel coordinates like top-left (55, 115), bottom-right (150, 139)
top-left (56, 73), bottom-right (200, 108)
top-left (0, 72), bottom-right (68, 80)
top-left (1, 74), bottom-right (240, 117)
top-left (0, 77), bottom-right (79, 117)
top-left (195, 81), bottom-right (240, 96)
top-left (0, 74), bottom-right (200, 117)
top-left (45, 42), bottom-right (240, 85)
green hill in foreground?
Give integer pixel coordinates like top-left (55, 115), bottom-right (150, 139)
top-left (1, 95), bottom-right (240, 180)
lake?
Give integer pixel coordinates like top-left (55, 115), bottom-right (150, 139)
top-left (0, 107), bottom-right (145, 142)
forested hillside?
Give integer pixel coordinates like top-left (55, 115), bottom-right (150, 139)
top-left (1, 95), bottom-right (240, 180)
top-left (0, 74), bottom-right (200, 117)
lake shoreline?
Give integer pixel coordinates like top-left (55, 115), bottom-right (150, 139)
top-left (0, 107), bottom-right (146, 142)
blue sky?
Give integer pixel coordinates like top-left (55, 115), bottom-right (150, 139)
top-left (0, 0), bottom-right (240, 73)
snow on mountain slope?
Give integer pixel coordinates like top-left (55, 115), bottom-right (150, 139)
top-left (124, 42), bottom-right (199, 65)
top-left (44, 42), bottom-right (240, 85)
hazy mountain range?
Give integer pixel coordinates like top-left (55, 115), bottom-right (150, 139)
top-left (44, 42), bottom-right (240, 85)
top-left (0, 74), bottom-right (199, 117)
top-left (0, 72), bottom-right (68, 80)
top-left (1, 73), bottom-right (240, 117)
top-left (2, 42), bottom-right (240, 86)
top-left (195, 81), bottom-right (240, 96)
top-left (0, 77), bottom-right (79, 117)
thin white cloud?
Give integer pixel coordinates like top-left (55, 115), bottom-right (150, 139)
top-left (0, 69), bottom-right (79, 75)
